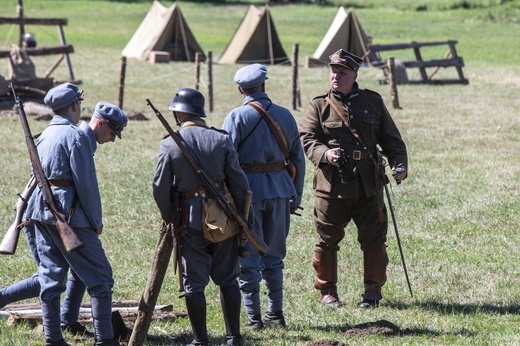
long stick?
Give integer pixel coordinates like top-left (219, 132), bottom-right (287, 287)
top-left (383, 181), bottom-right (413, 298)
top-left (128, 223), bottom-right (174, 346)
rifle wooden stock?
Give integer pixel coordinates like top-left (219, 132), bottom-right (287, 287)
top-left (147, 99), bottom-right (269, 257)
top-left (9, 83), bottom-right (84, 253)
top-left (0, 177), bottom-right (37, 255)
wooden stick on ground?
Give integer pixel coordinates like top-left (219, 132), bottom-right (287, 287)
top-left (128, 223), bottom-right (175, 346)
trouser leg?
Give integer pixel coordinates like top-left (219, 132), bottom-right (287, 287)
top-left (41, 297), bottom-right (63, 341)
top-left (220, 285), bottom-right (241, 343)
top-left (362, 244), bottom-right (388, 301)
top-left (313, 248), bottom-right (340, 305)
top-left (60, 271), bottom-right (86, 325)
top-left (0, 274), bottom-right (40, 308)
top-left (91, 293), bottom-right (114, 341)
top-left (263, 269), bottom-right (283, 314)
top-left (241, 289), bottom-right (261, 317)
top-left (185, 292), bottom-right (208, 344)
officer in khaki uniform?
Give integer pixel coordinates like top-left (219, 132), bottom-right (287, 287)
top-left (299, 49), bottom-right (408, 308)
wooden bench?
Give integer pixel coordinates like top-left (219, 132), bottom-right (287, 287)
top-left (368, 40), bottom-right (469, 85)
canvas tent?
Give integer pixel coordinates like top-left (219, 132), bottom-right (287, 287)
top-left (307, 7), bottom-right (377, 67)
top-left (219, 5), bottom-right (289, 65)
top-left (122, 1), bottom-right (205, 62)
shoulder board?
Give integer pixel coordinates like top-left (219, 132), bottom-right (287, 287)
top-left (162, 133), bottom-right (171, 140)
top-left (210, 126), bottom-right (229, 135)
top-left (311, 91), bottom-right (328, 101)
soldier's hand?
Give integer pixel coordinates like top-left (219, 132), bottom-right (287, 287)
top-left (326, 149), bottom-right (343, 167)
top-left (392, 163), bottom-right (407, 183)
top-left (97, 225), bottom-right (104, 235)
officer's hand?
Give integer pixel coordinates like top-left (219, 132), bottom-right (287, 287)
top-left (97, 225), bottom-right (104, 235)
top-left (326, 149), bottom-right (343, 167)
top-left (392, 163), bottom-right (407, 183)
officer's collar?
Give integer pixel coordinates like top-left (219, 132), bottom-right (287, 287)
top-left (332, 82), bottom-right (360, 101)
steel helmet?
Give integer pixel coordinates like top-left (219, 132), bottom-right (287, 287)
top-left (168, 88), bottom-right (206, 117)
top-left (23, 33), bottom-right (35, 42)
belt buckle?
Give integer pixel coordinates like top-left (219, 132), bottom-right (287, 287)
top-left (353, 150), bottom-right (362, 160)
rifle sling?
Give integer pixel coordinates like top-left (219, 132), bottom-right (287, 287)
top-left (247, 102), bottom-right (291, 165)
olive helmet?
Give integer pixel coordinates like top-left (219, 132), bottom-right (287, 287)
top-left (168, 88), bottom-right (206, 117)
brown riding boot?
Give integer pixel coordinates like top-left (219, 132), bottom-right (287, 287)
top-left (313, 249), bottom-right (342, 307)
top-left (360, 244), bottom-right (389, 308)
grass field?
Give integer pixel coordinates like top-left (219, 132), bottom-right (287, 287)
top-left (0, 1), bottom-right (519, 345)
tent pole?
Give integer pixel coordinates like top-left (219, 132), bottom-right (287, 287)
top-left (177, 8), bottom-right (191, 62)
top-left (265, 6), bottom-right (274, 65)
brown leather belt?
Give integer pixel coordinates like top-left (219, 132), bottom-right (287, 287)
top-left (48, 180), bottom-right (74, 187)
top-left (240, 162), bottom-right (285, 173)
top-left (344, 149), bottom-right (371, 160)
top-left (183, 181), bottom-right (225, 200)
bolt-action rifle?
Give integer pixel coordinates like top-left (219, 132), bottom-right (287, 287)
top-left (0, 176), bottom-right (37, 255)
top-left (8, 83), bottom-right (84, 253)
top-left (147, 98), bottom-right (269, 257)
top-left (378, 151), bottom-right (413, 298)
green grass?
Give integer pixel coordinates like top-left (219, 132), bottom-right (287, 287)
top-left (1, 1), bottom-right (520, 345)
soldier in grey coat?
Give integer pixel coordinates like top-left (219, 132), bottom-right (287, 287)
top-left (222, 64), bottom-right (305, 330)
top-left (153, 88), bottom-right (249, 346)
top-left (1, 101), bottom-right (128, 341)
top-left (24, 83), bottom-right (121, 346)
top-left (300, 49), bottom-right (408, 309)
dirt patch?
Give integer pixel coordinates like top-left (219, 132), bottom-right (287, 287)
top-left (345, 319), bottom-right (400, 336)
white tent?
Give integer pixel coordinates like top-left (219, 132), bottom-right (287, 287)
top-left (308, 7), bottom-right (376, 67)
top-left (219, 5), bottom-right (289, 65)
top-left (122, 1), bottom-right (205, 62)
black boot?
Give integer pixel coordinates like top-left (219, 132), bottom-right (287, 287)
top-left (220, 285), bottom-right (242, 345)
top-left (94, 339), bottom-right (120, 346)
top-left (45, 340), bottom-right (71, 346)
top-left (185, 292), bottom-right (209, 345)
top-left (61, 321), bottom-right (95, 337)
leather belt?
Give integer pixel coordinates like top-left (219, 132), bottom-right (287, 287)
top-left (345, 149), bottom-right (371, 160)
top-left (240, 162), bottom-right (285, 173)
top-left (183, 181), bottom-right (225, 200)
top-left (48, 180), bottom-right (74, 187)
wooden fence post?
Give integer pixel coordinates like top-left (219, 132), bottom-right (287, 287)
top-left (291, 43), bottom-right (299, 111)
top-left (118, 56), bottom-right (126, 110)
top-left (194, 52), bottom-right (201, 90)
top-left (208, 51), bottom-right (213, 113)
top-left (387, 57), bottom-right (401, 110)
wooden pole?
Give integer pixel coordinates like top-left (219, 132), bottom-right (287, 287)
top-left (43, 55), bottom-right (64, 78)
top-left (57, 24), bottom-right (75, 82)
top-left (194, 52), bottom-right (201, 90)
top-left (291, 43), bottom-right (299, 111)
top-left (17, 0), bottom-right (25, 47)
top-left (118, 56), bottom-right (127, 110)
top-left (387, 57), bottom-right (401, 110)
top-left (207, 51), bottom-right (213, 113)
top-left (128, 223), bottom-right (174, 346)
